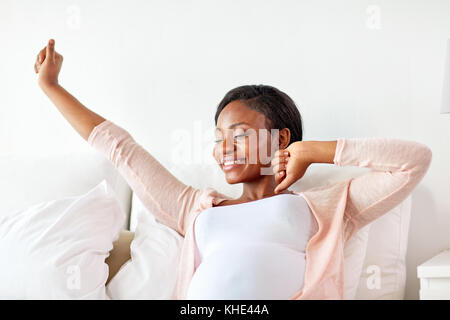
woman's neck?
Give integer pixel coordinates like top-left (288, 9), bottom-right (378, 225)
top-left (239, 174), bottom-right (290, 201)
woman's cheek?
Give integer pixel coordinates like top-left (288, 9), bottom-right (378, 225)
top-left (212, 146), bottom-right (218, 162)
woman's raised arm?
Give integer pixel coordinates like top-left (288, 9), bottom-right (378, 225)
top-left (35, 39), bottom-right (105, 140)
top-left (35, 39), bottom-right (204, 236)
top-left (87, 119), bottom-right (204, 237)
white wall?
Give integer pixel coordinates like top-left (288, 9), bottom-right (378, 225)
top-left (1, 0), bottom-right (449, 299)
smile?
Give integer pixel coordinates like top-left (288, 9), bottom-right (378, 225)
top-left (221, 158), bottom-right (246, 171)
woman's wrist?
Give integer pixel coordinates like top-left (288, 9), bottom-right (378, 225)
top-left (39, 81), bottom-right (60, 93)
top-left (300, 140), bottom-right (337, 165)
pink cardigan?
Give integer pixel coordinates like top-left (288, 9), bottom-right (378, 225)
top-left (88, 119), bottom-right (432, 300)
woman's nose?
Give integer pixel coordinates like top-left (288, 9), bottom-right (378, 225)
top-left (221, 137), bottom-right (236, 154)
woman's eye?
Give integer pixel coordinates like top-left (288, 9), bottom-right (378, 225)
top-left (214, 133), bottom-right (247, 143)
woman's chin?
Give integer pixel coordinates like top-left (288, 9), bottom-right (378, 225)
top-left (223, 168), bottom-right (258, 184)
top-left (223, 168), bottom-right (248, 184)
top-left (222, 164), bottom-right (260, 184)
top-left (224, 173), bottom-right (242, 184)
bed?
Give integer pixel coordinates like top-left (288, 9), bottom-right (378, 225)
top-left (0, 150), bottom-right (411, 299)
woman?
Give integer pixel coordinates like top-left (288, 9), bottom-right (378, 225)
top-left (34, 39), bottom-right (432, 300)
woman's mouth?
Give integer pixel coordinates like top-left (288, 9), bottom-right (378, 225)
top-left (221, 158), bottom-right (246, 171)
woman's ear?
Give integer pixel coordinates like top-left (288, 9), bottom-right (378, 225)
top-left (278, 128), bottom-right (291, 150)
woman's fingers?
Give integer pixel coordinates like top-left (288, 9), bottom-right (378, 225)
top-left (272, 150), bottom-right (290, 168)
top-left (274, 166), bottom-right (285, 184)
top-left (273, 153), bottom-right (289, 165)
top-left (272, 156), bottom-right (289, 185)
top-left (275, 170), bottom-right (285, 185)
top-left (34, 47), bottom-right (46, 73)
top-left (36, 39), bottom-right (54, 68)
top-left (55, 52), bottom-right (63, 63)
top-left (273, 161), bottom-right (287, 173)
top-left (39, 48), bottom-right (45, 64)
top-left (46, 39), bottom-right (55, 61)
top-left (274, 149), bottom-right (290, 158)
top-left (37, 47), bottom-right (46, 64)
top-left (34, 55), bottom-right (39, 73)
top-left (35, 39), bottom-right (58, 73)
top-left (274, 173), bottom-right (297, 194)
top-left (271, 155), bottom-right (289, 171)
top-left (272, 150), bottom-right (293, 193)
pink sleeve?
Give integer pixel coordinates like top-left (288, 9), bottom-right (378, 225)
top-left (87, 120), bottom-right (203, 237)
top-left (333, 137), bottom-right (432, 241)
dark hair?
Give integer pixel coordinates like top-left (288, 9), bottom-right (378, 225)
top-left (214, 84), bottom-right (303, 144)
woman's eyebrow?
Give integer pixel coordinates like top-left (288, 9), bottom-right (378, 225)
top-left (215, 122), bottom-right (250, 131)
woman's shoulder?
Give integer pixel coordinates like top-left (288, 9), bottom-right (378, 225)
top-left (197, 186), bottom-right (233, 209)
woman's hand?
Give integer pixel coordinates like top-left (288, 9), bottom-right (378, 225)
top-left (34, 39), bottom-right (63, 89)
top-left (32, 38), bottom-right (106, 141)
top-left (271, 141), bottom-right (313, 194)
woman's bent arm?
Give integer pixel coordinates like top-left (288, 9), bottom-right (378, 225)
top-left (331, 137), bottom-right (432, 241)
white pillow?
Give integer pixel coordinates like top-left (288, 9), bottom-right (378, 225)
top-left (343, 224), bottom-right (371, 299)
top-left (0, 180), bottom-right (125, 299)
top-left (106, 193), bottom-right (183, 299)
top-left (355, 196), bottom-right (412, 299)
top-left (293, 164), bottom-right (412, 300)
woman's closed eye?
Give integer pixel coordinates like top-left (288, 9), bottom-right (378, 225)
top-left (214, 133), bottom-right (248, 143)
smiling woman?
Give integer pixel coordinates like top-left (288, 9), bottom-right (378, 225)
top-left (184, 85), bottom-right (320, 299)
top-left (34, 38), bottom-right (432, 300)
top-left (212, 85), bottom-right (307, 200)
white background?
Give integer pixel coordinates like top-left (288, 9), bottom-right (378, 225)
top-left (1, 0), bottom-right (449, 299)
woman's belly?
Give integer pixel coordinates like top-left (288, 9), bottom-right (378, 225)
top-left (186, 242), bottom-right (306, 300)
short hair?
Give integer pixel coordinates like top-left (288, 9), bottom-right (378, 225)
top-left (215, 84), bottom-right (304, 144)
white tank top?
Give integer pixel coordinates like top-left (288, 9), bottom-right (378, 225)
top-left (186, 193), bottom-right (318, 300)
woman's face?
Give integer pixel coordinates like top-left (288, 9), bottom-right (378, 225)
top-left (212, 100), bottom-right (279, 184)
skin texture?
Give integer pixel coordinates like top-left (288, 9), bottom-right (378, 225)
top-left (34, 38), bottom-right (337, 285)
top-left (213, 100), bottom-right (293, 204)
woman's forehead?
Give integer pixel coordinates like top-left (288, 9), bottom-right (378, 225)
top-left (216, 100), bottom-right (268, 130)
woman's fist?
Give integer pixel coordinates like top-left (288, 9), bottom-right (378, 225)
top-left (271, 141), bottom-right (312, 194)
top-left (34, 39), bottom-right (63, 88)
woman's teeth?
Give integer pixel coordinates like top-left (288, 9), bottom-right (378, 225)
top-left (223, 159), bottom-right (245, 166)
